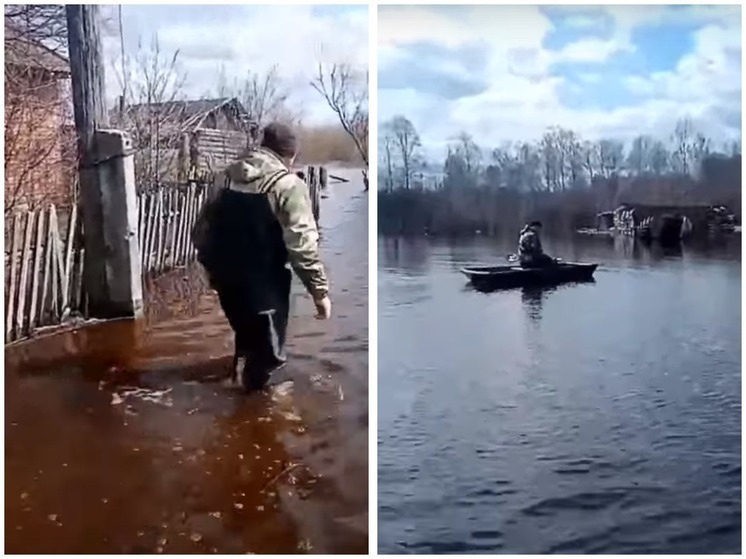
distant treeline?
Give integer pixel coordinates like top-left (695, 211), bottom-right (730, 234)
top-left (296, 125), bottom-right (365, 166)
top-left (378, 116), bottom-right (741, 236)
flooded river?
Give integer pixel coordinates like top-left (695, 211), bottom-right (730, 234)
top-left (6, 170), bottom-right (368, 554)
top-left (378, 235), bottom-right (741, 554)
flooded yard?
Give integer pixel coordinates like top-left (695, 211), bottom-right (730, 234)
top-left (5, 170), bottom-right (368, 554)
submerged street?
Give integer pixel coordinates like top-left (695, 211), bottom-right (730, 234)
top-left (6, 171), bottom-right (368, 554)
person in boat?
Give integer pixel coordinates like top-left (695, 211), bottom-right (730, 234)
top-left (192, 122), bottom-right (331, 392)
top-left (518, 220), bottom-right (555, 268)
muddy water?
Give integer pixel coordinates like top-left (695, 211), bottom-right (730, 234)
top-left (5, 169), bottom-right (368, 554)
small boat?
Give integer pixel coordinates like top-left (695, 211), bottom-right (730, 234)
top-left (461, 262), bottom-right (598, 290)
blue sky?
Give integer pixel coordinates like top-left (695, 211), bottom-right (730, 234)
top-left (100, 5), bottom-right (368, 125)
top-left (378, 5), bottom-right (741, 158)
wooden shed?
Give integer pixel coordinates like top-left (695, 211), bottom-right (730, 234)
top-left (113, 97), bottom-right (259, 185)
top-left (612, 202), bottom-right (732, 242)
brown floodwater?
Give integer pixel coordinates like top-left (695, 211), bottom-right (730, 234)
top-left (5, 170), bottom-right (368, 554)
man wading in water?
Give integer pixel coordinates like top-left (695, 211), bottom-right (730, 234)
top-left (193, 122), bottom-right (331, 392)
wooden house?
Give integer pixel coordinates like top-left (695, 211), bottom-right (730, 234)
top-left (112, 97), bottom-right (258, 186)
top-left (5, 26), bottom-right (76, 212)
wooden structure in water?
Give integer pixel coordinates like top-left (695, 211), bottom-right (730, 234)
top-left (593, 203), bottom-right (737, 243)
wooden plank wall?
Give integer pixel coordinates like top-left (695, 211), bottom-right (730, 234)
top-left (193, 129), bottom-right (250, 176)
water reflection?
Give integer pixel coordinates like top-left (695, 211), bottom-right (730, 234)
top-left (660, 242), bottom-right (684, 258)
top-left (521, 286), bottom-right (550, 322)
top-left (380, 237), bottom-right (431, 275)
top-left (378, 234), bottom-right (740, 554)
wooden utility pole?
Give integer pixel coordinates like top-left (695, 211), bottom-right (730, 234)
top-left (66, 5), bottom-right (143, 319)
top-left (66, 5), bottom-right (108, 161)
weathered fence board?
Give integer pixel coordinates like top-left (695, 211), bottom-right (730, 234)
top-left (15, 209), bottom-right (35, 338)
top-left (28, 209), bottom-right (45, 331)
top-left (5, 205), bottom-right (82, 343)
top-left (6, 214), bottom-right (22, 342)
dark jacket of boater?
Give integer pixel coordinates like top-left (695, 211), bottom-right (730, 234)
top-left (193, 147), bottom-right (329, 312)
top-left (518, 224), bottom-right (547, 266)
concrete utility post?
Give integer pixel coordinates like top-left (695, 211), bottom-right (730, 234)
top-left (66, 5), bottom-right (143, 318)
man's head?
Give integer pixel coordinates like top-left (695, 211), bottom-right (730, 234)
top-left (260, 122), bottom-right (298, 167)
top-left (529, 220), bottom-right (542, 231)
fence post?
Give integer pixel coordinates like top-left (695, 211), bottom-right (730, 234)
top-left (96, 130), bottom-right (143, 315)
top-left (319, 166), bottom-right (328, 190)
top-left (66, 5), bottom-right (143, 319)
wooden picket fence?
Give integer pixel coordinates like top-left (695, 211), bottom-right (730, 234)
top-left (4, 185), bottom-right (207, 344)
top-left (137, 183), bottom-right (206, 276)
top-left (5, 166), bottom-right (326, 344)
top-left (4, 204), bottom-right (85, 343)
top-left (136, 167), bottom-right (323, 275)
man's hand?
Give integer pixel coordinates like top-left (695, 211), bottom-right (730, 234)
top-left (314, 295), bottom-right (332, 320)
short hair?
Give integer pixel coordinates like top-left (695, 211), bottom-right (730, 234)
top-left (261, 122), bottom-right (297, 159)
top-left (529, 220), bottom-right (543, 228)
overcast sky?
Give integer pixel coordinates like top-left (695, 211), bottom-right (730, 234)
top-left (378, 5), bottom-right (741, 159)
top-left (99, 4), bottom-right (368, 125)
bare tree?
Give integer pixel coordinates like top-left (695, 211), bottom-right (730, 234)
top-left (518, 142), bottom-right (542, 192)
top-left (672, 117), bottom-right (695, 175)
top-left (385, 116), bottom-right (420, 190)
top-left (555, 127), bottom-right (583, 189)
top-left (581, 141), bottom-right (600, 183)
top-left (649, 141), bottom-right (670, 176)
top-left (487, 144), bottom-right (510, 189)
top-left (111, 34), bottom-right (188, 188)
top-left (380, 134), bottom-right (395, 191)
top-left (311, 62), bottom-right (369, 169)
top-left (454, 132), bottom-right (482, 178)
top-left (691, 132), bottom-right (710, 176)
top-left (540, 132), bottom-right (559, 191)
top-left (598, 139), bottom-right (624, 178)
top-left (4, 5), bottom-right (68, 55)
top-left (217, 65), bottom-right (301, 128)
top-left (627, 135), bottom-right (654, 176)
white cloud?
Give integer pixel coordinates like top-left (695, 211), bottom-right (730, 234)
top-left (378, 5), bottom-right (552, 52)
top-left (553, 37), bottom-right (633, 63)
top-left (379, 5), bottom-right (741, 157)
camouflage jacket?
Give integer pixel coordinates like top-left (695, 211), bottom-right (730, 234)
top-left (193, 148), bottom-right (329, 299)
top-left (518, 226), bottom-right (544, 261)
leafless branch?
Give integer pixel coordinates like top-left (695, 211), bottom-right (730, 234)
top-left (110, 34), bottom-right (188, 189)
top-left (311, 62), bottom-right (368, 168)
top-left (5, 6), bottom-right (78, 215)
top-left (217, 65), bottom-right (302, 128)
top-left (5, 5), bottom-right (68, 55)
